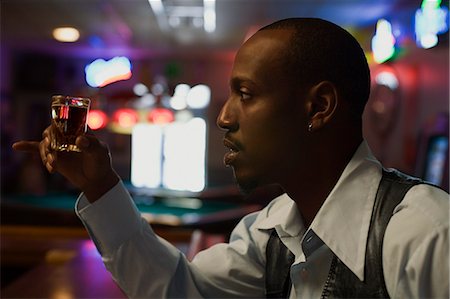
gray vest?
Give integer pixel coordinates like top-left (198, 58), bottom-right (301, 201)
top-left (265, 169), bottom-right (424, 299)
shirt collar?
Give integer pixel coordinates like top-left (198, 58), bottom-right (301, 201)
top-left (255, 194), bottom-right (308, 260)
top-left (309, 141), bottom-right (382, 281)
top-left (255, 193), bottom-right (304, 238)
top-left (255, 141), bottom-right (382, 281)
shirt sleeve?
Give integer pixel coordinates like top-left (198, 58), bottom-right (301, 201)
top-left (396, 226), bottom-right (449, 299)
top-left (383, 184), bottom-right (449, 299)
top-left (75, 181), bottom-right (266, 298)
top-left (76, 181), bottom-right (183, 297)
top-left (189, 211), bottom-right (267, 298)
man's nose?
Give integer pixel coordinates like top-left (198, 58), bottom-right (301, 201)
top-left (216, 98), bottom-right (238, 131)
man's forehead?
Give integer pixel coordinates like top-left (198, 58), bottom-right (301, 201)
top-left (233, 29), bottom-right (293, 76)
top-left (229, 34), bottom-right (297, 91)
top-left (243, 28), bottom-right (293, 50)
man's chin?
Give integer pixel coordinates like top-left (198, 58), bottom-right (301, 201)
top-left (234, 176), bottom-right (261, 195)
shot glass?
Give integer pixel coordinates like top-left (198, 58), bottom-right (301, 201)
top-left (51, 95), bottom-right (90, 152)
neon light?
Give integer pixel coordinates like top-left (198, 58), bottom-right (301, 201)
top-left (85, 56), bottom-right (132, 88)
top-left (415, 0), bottom-right (449, 49)
top-left (148, 108), bottom-right (175, 124)
top-left (186, 84), bottom-right (211, 109)
top-left (133, 83), bottom-right (149, 96)
top-left (375, 71), bottom-right (399, 90)
top-left (423, 0), bottom-right (442, 10)
top-left (419, 34), bottom-right (439, 48)
top-left (170, 95), bottom-right (188, 110)
top-left (372, 19), bottom-right (396, 64)
top-left (113, 108), bottom-right (138, 128)
top-left (174, 84), bottom-right (191, 97)
top-left (87, 110), bottom-right (108, 130)
top-left (169, 84), bottom-right (190, 110)
top-left (151, 83), bottom-right (165, 96)
top-left (134, 94), bottom-right (156, 109)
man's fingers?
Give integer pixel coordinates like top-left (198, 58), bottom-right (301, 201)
top-left (39, 137), bottom-right (49, 165)
top-left (12, 140), bottom-right (57, 172)
top-left (12, 141), bottom-right (40, 152)
top-left (75, 135), bottom-right (90, 151)
top-left (76, 134), bottom-right (107, 155)
top-left (45, 152), bottom-right (57, 173)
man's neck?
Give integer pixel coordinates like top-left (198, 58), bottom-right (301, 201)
top-left (284, 137), bottom-right (363, 228)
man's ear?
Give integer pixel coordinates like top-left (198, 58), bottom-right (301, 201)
top-left (305, 81), bottom-right (338, 131)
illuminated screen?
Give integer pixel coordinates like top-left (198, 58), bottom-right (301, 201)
top-left (131, 118), bottom-right (207, 192)
top-left (131, 124), bottom-right (163, 189)
top-left (423, 135), bottom-right (449, 186)
top-left (162, 118), bottom-right (206, 192)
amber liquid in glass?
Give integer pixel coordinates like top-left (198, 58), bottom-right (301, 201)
top-left (51, 104), bottom-right (88, 152)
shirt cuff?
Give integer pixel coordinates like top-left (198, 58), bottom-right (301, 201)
top-left (75, 180), bottom-right (143, 255)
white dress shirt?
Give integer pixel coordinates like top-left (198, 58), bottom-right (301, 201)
top-left (76, 141), bottom-right (449, 298)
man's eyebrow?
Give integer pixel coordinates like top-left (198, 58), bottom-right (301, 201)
top-left (229, 76), bottom-right (257, 88)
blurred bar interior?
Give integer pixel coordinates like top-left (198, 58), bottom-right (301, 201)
top-left (1, 0), bottom-right (448, 297)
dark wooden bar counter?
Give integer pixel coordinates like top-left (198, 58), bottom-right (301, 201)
top-left (1, 225), bottom-right (195, 299)
top-left (2, 239), bottom-right (126, 298)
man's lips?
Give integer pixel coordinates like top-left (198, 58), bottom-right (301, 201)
top-left (223, 138), bottom-right (240, 166)
top-left (223, 138), bottom-right (240, 151)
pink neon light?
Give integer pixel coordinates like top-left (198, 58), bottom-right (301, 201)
top-left (114, 109), bottom-right (138, 128)
top-left (148, 108), bottom-right (174, 124)
top-left (88, 110), bottom-right (108, 130)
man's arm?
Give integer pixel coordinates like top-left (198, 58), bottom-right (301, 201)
top-left (76, 180), bottom-right (266, 298)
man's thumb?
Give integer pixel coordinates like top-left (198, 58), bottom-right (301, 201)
top-left (76, 134), bottom-right (109, 157)
top-left (12, 141), bottom-right (40, 152)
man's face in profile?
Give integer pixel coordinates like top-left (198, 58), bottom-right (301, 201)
top-left (217, 29), bottom-right (310, 193)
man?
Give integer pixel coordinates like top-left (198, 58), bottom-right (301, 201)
top-left (13, 18), bottom-right (449, 298)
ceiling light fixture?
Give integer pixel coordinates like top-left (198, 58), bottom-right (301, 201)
top-left (148, 0), bottom-right (164, 15)
top-left (52, 27), bottom-right (80, 42)
top-left (148, 0), bottom-right (169, 30)
top-left (203, 0), bottom-right (216, 33)
top-left (149, 0), bottom-right (215, 33)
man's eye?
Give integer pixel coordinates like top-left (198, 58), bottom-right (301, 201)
top-left (240, 91), bottom-right (251, 101)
